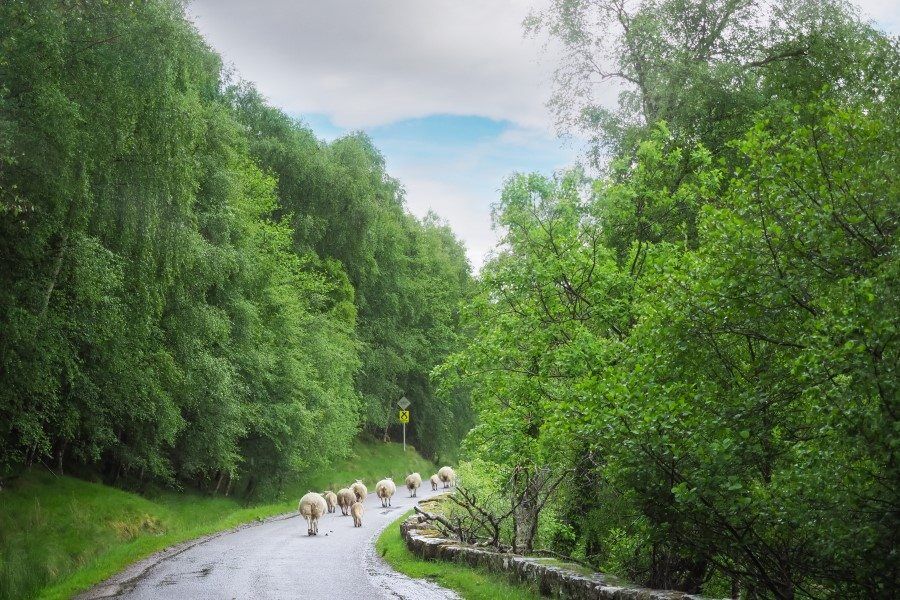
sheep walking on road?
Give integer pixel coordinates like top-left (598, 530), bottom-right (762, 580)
top-left (430, 474), bottom-right (440, 491)
top-left (351, 480), bottom-right (368, 502)
top-left (323, 491), bottom-right (338, 514)
top-left (336, 488), bottom-right (356, 516)
top-left (298, 492), bottom-right (327, 536)
top-left (438, 466), bottom-right (455, 489)
top-left (351, 501), bottom-right (364, 527)
top-left (375, 478), bottom-right (396, 507)
top-left (405, 472), bottom-right (422, 497)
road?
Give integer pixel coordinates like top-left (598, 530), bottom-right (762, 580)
top-left (81, 483), bottom-right (458, 600)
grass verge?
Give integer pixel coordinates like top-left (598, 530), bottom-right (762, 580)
top-left (0, 440), bottom-right (435, 600)
top-left (375, 509), bottom-right (541, 600)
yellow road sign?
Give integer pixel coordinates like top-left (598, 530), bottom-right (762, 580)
top-left (398, 410), bottom-right (410, 423)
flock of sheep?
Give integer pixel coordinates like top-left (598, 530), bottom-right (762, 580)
top-left (297, 465), bottom-right (456, 536)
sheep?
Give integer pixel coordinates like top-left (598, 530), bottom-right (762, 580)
top-left (336, 488), bottom-right (356, 516)
top-left (351, 479), bottom-right (368, 502)
top-left (323, 491), bottom-right (338, 514)
top-left (405, 472), bottom-right (422, 497)
top-left (298, 492), bottom-right (327, 536)
top-left (375, 478), bottom-right (396, 507)
top-left (430, 474), bottom-right (440, 491)
top-left (351, 501), bottom-right (364, 527)
top-left (438, 466), bottom-right (456, 489)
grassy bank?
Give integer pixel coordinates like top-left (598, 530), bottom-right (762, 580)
top-left (376, 509), bottom-right (541, 600)
top-left (0, 440), bottom-right (435, 600)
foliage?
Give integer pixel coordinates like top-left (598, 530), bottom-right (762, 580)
top-left (527, 0), bottom-right (897, 162)
top-left (0, 0), bottom-right (471, 497)
top-left (0, 440), bottom-right (433, 600)
top-left (376, 508), bottom-right (542, 600)
top-left (443, 1), bottom-right (898, 598)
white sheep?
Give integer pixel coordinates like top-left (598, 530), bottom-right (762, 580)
top-left (375, 478), bottom-right (396, 507)
top-left (405, 472), bottom-right (422, 497)
top-left (351, 501), bottom-right (364, 527)
top-left (438, 466), bottom-right (455, 489)
top-left (336, 488), bottom-right (356, 516)
top-left (430, 474), bottom-right (440, 491)
top-left (351, 480), bottom-right (368, 502)
top-left (323, 491), bottom-right (338, 514)
top-left (298, 492), bottom-right (327, 536)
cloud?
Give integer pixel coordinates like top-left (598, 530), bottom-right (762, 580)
top-left (856, 0), bottom-right (900, 32)
top-left (399, 176), bottom-right (498, 269)
top-left (185, 0), bottom-right (897, 271)
top-left (369, 116), bottom-right (579, 269)
top-left (187, 0), bottom-right (562, 130)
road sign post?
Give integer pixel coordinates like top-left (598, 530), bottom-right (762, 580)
top-left (398, 396), bottom-right (411, 451)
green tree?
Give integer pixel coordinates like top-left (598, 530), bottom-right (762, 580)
top-left (0, 0), bottom-right (471, 497)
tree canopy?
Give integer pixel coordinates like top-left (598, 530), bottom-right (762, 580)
top-left (443, 1), bottom-right (898, 597)
top-left (0, 0), bottom-right (472, 497)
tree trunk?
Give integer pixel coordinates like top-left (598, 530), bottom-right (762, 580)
top-left (515, 474), bottom-right (540, 554)
top-left (56, 438), bottom-right (67, 475)
top-left (38, 231), bottom-right (68, 319)
top-left (510, 469), bottom-right (519, 553)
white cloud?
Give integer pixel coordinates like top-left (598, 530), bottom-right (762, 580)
top-left (399, 176), bottom-right (498, 269)
top-left (188, 0), bottom-right (562, 130)
top-left (185, 0), bottom-right (898, 271)
top-left (856, 0), bottom-right (900, 32)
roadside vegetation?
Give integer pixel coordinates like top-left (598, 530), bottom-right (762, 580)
top-left (0, 440), bottom-right (434, 600)
top-left (376, 509), bottom-right (541, 600)
top-left (437, 1), bottom-right (899, 598)
top-left (1, 1), bottom-right (896, 599)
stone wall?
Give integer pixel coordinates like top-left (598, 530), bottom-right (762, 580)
top-left (400, 512), bottom-right (712, 600)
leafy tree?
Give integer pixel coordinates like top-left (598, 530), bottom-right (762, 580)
top-left (0, 0), bottom-right (472, 497)
top-left (445, 1), bottom-right (898, 597)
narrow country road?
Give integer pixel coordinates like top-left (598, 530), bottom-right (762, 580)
top-left (80, 483), bottom-right (458, 600)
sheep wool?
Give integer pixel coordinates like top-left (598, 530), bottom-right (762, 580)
top-left (298, 492), bottom-right (327, 536)
top-left (336, 488), bottom-right (356, 516)
top-left (351, 480), bottom-right (368, 502)
top-left (405, 472), bottom-right (422, 497)
top-left (438, 466), bottom-right (456, 489)
top-left (375, 478), bottom-right (396, 507)
top-left (430, 474), bottom-right (440, 490)
top-left (351, 501), bottom-right (364, 527)
top-left (323, 491), bottom-right (338, 514)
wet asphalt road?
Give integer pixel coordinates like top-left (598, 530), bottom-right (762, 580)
top-left (80, 483), bottom-right (458, 600)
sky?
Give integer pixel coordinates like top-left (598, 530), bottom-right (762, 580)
top-left (186, 0), bottom-right (898, 270)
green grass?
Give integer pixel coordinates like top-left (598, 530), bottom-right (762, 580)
top-left (0, 440), bottom-right (435, 600)
top-left (376, 510), bottom-right (542, 600)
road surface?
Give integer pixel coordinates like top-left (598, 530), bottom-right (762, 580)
top-left (81, 482), bottom-right (458, 599)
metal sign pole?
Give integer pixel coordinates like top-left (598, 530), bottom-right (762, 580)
top-left (398, 396), bottom-right (411, 452)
